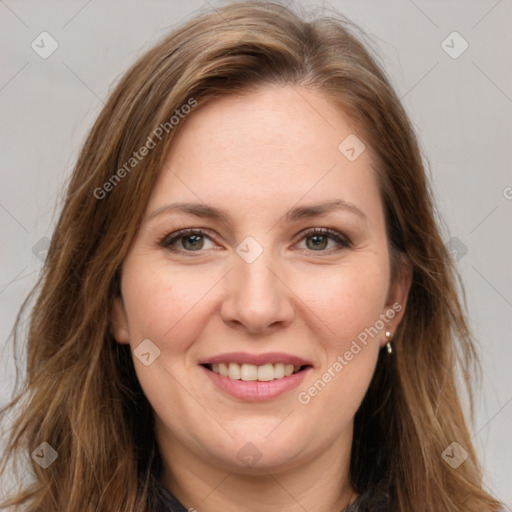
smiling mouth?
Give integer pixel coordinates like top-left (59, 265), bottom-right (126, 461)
top-left (201, 362), bottom-right (311, 382)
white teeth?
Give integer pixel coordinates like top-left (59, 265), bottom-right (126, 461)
top-left (274, 363), bottom-right (285, 379)
top-left (257, 363), bottom-right (274, 382)
top-left (241, 363), bottom-right (258, 381)
top-left (209, 362), bottom-right (303, 381)
top-left (228, 362), bottom-right (241, 379)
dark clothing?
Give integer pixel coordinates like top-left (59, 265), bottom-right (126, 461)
top-left (154, 482), bottom-right (188, 511)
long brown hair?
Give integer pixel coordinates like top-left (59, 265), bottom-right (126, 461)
top-left (0, 2), bottom-right (504, 510)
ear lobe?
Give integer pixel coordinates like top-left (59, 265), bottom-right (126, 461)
top-left (382, 255), bottom-right (412, 343)
top-left (111, 296), bottom-right (130, 344)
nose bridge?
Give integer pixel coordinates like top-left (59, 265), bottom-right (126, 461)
top-left (220, 236), bottom-right (294, 332)
top-left (233, 240), bottom-right (281, 302)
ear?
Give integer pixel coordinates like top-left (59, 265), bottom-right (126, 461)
top-left (380, 254), bottom-right (412, 348)
top-left (111, 295), bottom-right (130, 345)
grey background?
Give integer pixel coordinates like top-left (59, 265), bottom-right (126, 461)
top-left (1, 0), bottom-right (511, 507)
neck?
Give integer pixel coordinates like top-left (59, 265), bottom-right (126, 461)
top-left (157, 422), bottom-right (359, 512)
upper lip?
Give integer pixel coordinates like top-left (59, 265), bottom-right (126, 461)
top-left (198, 352), bottom-right (313, 367)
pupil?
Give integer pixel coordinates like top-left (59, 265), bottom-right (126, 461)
top-left (183, 234), bottom-right (203, 250)
top-left (307, 235), bottom-right (327, 250)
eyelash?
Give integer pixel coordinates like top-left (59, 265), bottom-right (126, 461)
top-left (158, 227), bottom-right (351, 256)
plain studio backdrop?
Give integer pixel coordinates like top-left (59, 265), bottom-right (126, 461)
top-left (0, 0), bottom-right (510, 507)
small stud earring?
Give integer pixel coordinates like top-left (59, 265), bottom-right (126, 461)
top-left (385, 331), bottom-right (393, 354)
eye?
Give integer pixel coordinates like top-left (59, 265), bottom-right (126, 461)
top-left (160, 229), bottom-right (216, 253)
top-left (159, 227), bottom-right (351, 256)
top-left (295, 227), bottom-right (351, 253)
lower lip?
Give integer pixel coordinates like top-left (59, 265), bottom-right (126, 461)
top-left (201, 365), bottom-right (311, 401)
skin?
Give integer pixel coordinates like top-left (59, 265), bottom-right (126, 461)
top-left (112, 84), bottom-right (411, 512)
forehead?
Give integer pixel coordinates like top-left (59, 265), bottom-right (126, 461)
top-left (147, 85), bottom-right (381, 220)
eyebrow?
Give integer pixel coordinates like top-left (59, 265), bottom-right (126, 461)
top-left (147, 199), bottom-right (366, 224)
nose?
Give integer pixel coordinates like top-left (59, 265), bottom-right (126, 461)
top-left (219, 250), bottom-right (295, 335)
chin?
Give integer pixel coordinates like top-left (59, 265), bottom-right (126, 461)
top-left (200, 430), bottom-right (311, 475)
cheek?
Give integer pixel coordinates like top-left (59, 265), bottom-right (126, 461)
top-left (121, 257), bottom-right (226, 359)
top-left (119, 259), bottom-right (217, 408)
top-left (294, 261), bottom-right (390, 347)
top-left (291, 263), bottom-right (387, 416)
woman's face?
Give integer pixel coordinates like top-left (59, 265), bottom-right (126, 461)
top-left (113, 85), bottom-right (410, 474)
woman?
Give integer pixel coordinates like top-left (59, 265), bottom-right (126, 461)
top-left (0, 1), bottom-right (505, 511)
